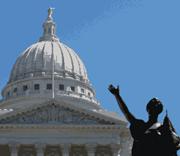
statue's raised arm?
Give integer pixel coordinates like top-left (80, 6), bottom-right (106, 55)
top-left (108, 84), bottom-right (136, 123)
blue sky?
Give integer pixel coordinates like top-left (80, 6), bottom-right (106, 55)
top-left (0, 0), bottom-right (180, 137)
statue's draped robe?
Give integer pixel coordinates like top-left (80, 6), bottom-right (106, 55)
top-left (130, 119), bottom-right (178, 156)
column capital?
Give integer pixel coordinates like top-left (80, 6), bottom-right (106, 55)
top-left (110, 144), bottom-right (121, 150)
top-left (86, 143), bottom-right (96, 156)
top-left (9, 142), bottom-right (20, 150)
top-left (60, 143), bottom-right (71, 149)
top-left (35, 143), bottom-right (46, 149)
top-left (86, 143), bottom-right (96, 149)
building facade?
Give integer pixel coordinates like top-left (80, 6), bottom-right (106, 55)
top-left (0, 9), bottom-right (132, 156)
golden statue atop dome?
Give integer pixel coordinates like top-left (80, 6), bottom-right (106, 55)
top-left (48, 7), bottom-right (55, 19)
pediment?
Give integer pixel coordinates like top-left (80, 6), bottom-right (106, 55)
top-left (0, 103), bottom-right (115, 125)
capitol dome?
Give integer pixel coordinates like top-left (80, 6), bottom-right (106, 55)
top-left (9, 41), bottom-right (88, 83)
top-left (1, 8), bottom-right (98, 107)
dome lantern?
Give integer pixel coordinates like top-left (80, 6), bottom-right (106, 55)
top-left (39, 8), bottom-right (59, 42)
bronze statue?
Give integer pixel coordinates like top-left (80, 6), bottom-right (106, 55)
top-left (108, 84), bottom-right (180, 156)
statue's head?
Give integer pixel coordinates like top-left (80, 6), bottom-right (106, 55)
top-left (146, 98), bottom-right (163, 116)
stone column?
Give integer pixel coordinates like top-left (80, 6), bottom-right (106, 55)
top-left (120, 136), bottom-right (133, 156)
top-left (35, 143), bottom-right (45, 156)
top-left (86, 144), bottom-right (96, 156)
top-left (9, 143), bottom-right (19, 156)
top-left (111, 144), bottom-right (121, 156)
top-left (61, 144), bottom-right (70, 156)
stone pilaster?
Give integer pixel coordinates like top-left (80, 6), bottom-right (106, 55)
top-left (35, 143), bottom-right (45, 156)
top-left (120, 135), bottom-right (133, 156)
top-left (111, 144), bottom-right (121, 156)
top-left (61, 144), bottom-right (70, 156)
top-left (86, 144), bottom-right (96, 156)
top-left (9, 143), bottom-right (19, 156)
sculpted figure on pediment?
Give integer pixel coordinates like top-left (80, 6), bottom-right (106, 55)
top-left (0, 104), bottom-right (113, 125)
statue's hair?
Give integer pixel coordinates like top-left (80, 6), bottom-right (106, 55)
top-left (146, 98), bottom-right (163, 114)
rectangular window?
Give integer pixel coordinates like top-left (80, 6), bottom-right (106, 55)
top-left (71, 86), bottom-right (75, 92)
top-left (47, 84), bottom-right (52, 90)
top-left (7, 92), bottom-right (10, 97)
top-left (59, 84), bottom-right (64, 91)
top-left (34, 84), bottom-right (40, 90)
top-left (81, 88), bottom-right (85, 93)
top-left (23, 85), bottom-right (28, 91)
top-left (88, 92), bottom-right (91, 96)
top-left (13, 88), bottom-right (17, 93)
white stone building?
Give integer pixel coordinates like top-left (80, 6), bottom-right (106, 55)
top-left (0, 9), bottom-right (132, 156)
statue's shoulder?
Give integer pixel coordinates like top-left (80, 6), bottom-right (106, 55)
top-left (131, 118), bottom-right (146, 125)
top-left (130, 118), bottom-right (146, 132)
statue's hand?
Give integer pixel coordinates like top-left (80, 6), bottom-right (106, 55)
top-left (108, 84), bottom-right (120, 96)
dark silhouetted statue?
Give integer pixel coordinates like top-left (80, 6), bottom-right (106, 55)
top-left (108, 84), bottom-right (180, 156)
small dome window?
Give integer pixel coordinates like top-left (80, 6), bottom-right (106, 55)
top-left (70, 86), bottom-right (75, 92)
top-left (23, 85), bottom-right (28, 91)
top-left (88, 92), bottom-right (91, 96)
top-left (47, 84), bottom-right (52, 90)
top-left (34, 84), bottom-right (40, 90)
top-left (59, 84), bottom-right (64, 91)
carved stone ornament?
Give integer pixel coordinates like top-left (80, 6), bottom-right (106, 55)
top-left (0, 104), bottom-right (113, 125)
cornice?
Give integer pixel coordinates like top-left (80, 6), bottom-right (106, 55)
top-left (0, 124), bottom-right (124, 130)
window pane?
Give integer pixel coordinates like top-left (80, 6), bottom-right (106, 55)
top-left (71, 86), bottom-right (75, 92)
top-left (13, 88), bottom-right (17, 93)
top-left (81, 88), bottom-right (84, 93)
top-left (34, 84), bottom-right (40, 90)
top-left (23, 85), bottom-right (28, 91)
top-left (7, 92), bottom-right (10, 97)
top-left (47, 84), bottom-right (52, 90)
top-left (59, 84), bottom-right (64, 91)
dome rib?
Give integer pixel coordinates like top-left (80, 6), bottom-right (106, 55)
top-left (24, 44), bottom-right (36, 74)
top-left (23, 48), bottom-right (32, 74)
top-left (57, 42), bottom-right (65, 72)
top-left (42, 42), bottom-right (46, 71)
top-left (16, 51), bottom-right (27, 79)
top-left (32, 45), bottom-right (39, 72)
top-left (62, 44), bottom-right (73, 72)
top-left (65, 46), bottom-right (75, 74)
top-left (71, 49), bottom-right (82, 76)
top-left (41, 42), bottom-right (46, 70)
